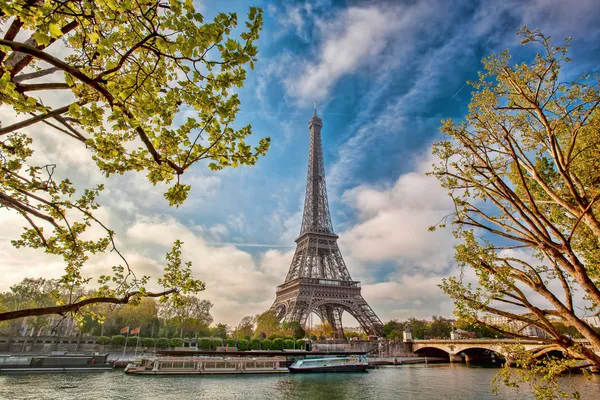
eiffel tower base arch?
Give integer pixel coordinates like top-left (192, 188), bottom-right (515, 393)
top-left (272, 277), bottom-right (383, 337)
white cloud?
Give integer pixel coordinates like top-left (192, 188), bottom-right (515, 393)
top-left (339, 151), bottom-right (455, 275)
top-left (284, 6), bottom-right (399, 105)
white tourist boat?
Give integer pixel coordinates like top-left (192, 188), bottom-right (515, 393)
top-left (124, 356), bottom-right (289, 375)
top-left (288, 355), bottom-right (369, 373)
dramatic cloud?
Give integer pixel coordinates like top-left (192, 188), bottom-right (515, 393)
top-left (340, 152), bottom-right (455, 274)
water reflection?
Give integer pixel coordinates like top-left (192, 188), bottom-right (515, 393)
top-left (0, 364), bottom-right (598, 400)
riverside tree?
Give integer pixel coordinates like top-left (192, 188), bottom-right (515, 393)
top-left (432, 27), bottom-right (600, 397)
top-left (0, 0), bottom-right (268, 321)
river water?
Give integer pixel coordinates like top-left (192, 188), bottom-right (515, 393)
top-left (0, 365), bottom-right (598, 400)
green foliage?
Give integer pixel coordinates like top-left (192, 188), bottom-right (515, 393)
top-left (232, 316), bottom-right (254, 339)
top-left (156, 338), bottom-right (170, 349)
top-left (431, 26), bottom-right (600, 397)
top-left (199, 338), bottom-right (211, 350)
top-left (272, 338), bottom-right (284, 350)
top-left (170, 338), bottom-right (184, 348)
top-left (97, 336), bottom-right (110, 345)
top-left (210, 323), bottom-right (228, 339)
top-left (210, 338), bottom-right (223, 349)
top-left (126, 336), bottom-right (139, 346)
top-left (250, 338), bottom-right (261, 350)
top-left (237, 339), bottom-right (248, 351)
top-left (282, 321), bottom-right (305, 339)
top-left (284, 339), bottom-right (295, 349)
top-left (111, 335), bottom-right (126, 346)
top-left (295, 339), bottom-right (306, 350)
top-left (226, 339), bottom-right (237, 348)
top-left (261, 339), bottom-right (272, 350)
top-left (254, 310), bottom-right (280, 338)
top-left (142, 337), bottom-right (155, 348)
top-left (0, 0), bottom-right (269, 323)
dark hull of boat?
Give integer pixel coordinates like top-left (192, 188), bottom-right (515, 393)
top-left (288, 364), bottom-right (368, 373)
top-left (0, 365), bottom-right (113, 374)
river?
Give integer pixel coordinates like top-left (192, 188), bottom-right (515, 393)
top-left (1, 365), bottom-right (598, 400)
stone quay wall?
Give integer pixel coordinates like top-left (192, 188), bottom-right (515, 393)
top-left (0, 336), bottom-right (415, 356)
top-left (312, 340), bottom-right (413, 356)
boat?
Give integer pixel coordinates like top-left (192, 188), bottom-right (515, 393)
top-left (124, 356), bottom-right (289, 375)
top-left (288, 355), bottom-right (369, 373)
top-left (0, 352), bottom-right (113, 374)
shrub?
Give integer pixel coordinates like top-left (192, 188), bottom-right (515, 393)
top-left (170, 338), bottom-right (184, 348)
top-left (284, 339), bottom-right (295, 349)
top-left (156, 338), bottom-right (170, 349)
top-left (142, 338), bottom-right (155, 348)
top-left (296, 339), bottom-right (306, 350)
top-left (211, 338), bottom-right (223, 349)
top-left (199, 338), bottom-right (211, 350)
top-left (126, 336), bottom-right (140, 346)
top-left (283, 335), bottom-right (294, 341)
top-left (97, 336), bottom-right (110, 345)
top-left (250, 338), bottom-right (261, 350)
top-left (272, 338), bottom-right (284, 350)
top-left (237, 339), bottom-right (248, 351)
top-left (261, 339), bottom-right (272, 350)
top-left (226, 339), bottom-right (237, 348)
top-left (111, 335), bottom-right (126, 346)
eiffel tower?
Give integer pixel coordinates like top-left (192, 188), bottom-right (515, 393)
top-left (271, 108), bottom-right (384, 337)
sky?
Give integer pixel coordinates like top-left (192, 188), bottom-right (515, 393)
top-left (2, 0), bottom-right (600, 328)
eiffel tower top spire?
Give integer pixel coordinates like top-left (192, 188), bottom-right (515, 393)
top-left (300, 107), bottom-right (334, 236)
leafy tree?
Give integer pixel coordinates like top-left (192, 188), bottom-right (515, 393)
top-left (284, 339), bottom-right (295, 349)
top-left (142, 337), bottom-right (155, 348)
top-left (311, 323), bottom-right (335, 340)
top-left (0, 0), bottom-right (268, 322)
top-left (118, 298), bottom-right (158, 337)
top-left (226, 338), bottom-right (237, 348)
top-left (210, 323), bottom-right (228, 339)
top-left (427, 316), bottom-right (453, 339)
top-left (261, 339), bottom-right (272, 350)
top-left (454, 318), bottom-right (504, 339)
top-left (282, 321), bottom-right (305, 339)
top-left (232, 315), bottom-right (254, 339)
top-left (405, 318), bottom-right (427, 340)
top-left (159, 295), bottom-right (213, 338)
top-left (254, 309), bottom-right (280, 338)
top-left (169, 337), bottom-right (184, 348)
top-left (0, 278), bottom-right (59, 334)
top-left (383, 320), bottom-right (404, 339)
top-left (432, 27), bottom-right (600, 396)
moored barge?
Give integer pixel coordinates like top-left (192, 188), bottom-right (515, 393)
top-left (0, 353), bottom-right (113, 374)
top-left (125, 356), bottom-right (289, 375)
top-left (288, 355), bottom-right (369, 373)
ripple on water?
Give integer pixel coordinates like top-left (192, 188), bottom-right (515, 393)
top-left (0, 365), bottom-right (598, 400)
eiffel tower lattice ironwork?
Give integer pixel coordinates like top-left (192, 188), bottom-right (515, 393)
top-left (271, 109), bottom-right (384, 337)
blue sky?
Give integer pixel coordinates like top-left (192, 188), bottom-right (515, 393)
top-left (2, 0), bottom-right (600, 327)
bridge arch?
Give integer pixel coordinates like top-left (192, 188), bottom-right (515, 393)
top-left (458, 347), bottom-right (507, 363)
top-left (414, 346), bottom-right (451, 358)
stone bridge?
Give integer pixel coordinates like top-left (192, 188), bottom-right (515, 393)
top-left (406, 339), bottom-right (592, 362)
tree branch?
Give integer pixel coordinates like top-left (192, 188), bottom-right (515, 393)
top-left (0, 289), bottom-right (177, 321)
